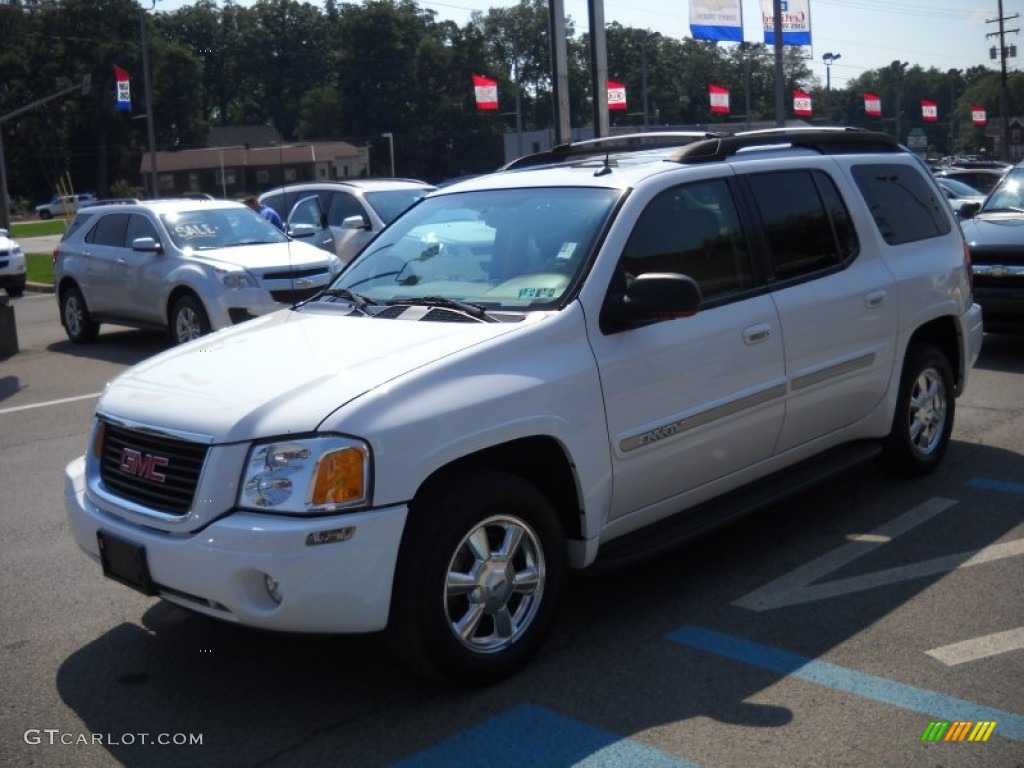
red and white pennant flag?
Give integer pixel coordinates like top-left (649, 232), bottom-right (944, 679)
top-left (921, 99), bottom-right (938, 122)
top-left (863, 92), bottom-right (881, 117)
top-left (607, 80), bottom-right (627, 110)
top-left (709, 84), bottom-right (730, 114)
top-left (472, 74), bottom-right (498, 110)
top-left (972, 105), bottom-right (987, 126)
top-left (793, 89), bottom-right (812, 117)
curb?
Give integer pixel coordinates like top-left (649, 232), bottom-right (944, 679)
top-left (25, 282), bottom-right (55, 294)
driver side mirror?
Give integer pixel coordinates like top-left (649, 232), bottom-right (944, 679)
top-left (131, 236), bottom-right (163, 254)
top-left (600, 272), bottom-right (702, 334)
top-left (341, 214), bottom-right (370, 231)
top-left (959, 202), bottom-right (981, 219)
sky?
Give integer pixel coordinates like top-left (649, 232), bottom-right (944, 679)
top-left (156, 0), bottom-right (1022, 90)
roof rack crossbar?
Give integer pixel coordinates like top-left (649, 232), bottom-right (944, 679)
top-left (667, 128), bottom-right (900, 164)
top-left (502, 131), bottom-right (727, 170)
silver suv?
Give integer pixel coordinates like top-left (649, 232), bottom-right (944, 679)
top-left (260, 179), bottom-right (435, 265)
top-left (54, 198), bottom-right (342, 344)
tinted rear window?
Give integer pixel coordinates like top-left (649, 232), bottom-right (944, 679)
top-left (852, 164), bottom-right (951, 245)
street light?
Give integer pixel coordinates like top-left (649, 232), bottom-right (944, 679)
top-left (822, 52), bottom-right (841, 124)
top-left (380, 132), bottom-right (395, 177)
top-left (822, 52), bottom-right (841, 93)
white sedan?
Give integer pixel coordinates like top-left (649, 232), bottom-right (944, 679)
top-left (0, 228), bottom-right (26, 296)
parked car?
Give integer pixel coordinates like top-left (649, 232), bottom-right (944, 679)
top-left (0, 228), bottom-right (26, 296)
top-left (936, 177), bottom-right (986, 216)
top-left (53, 197), bottom-right (343, 344)
top-left (34, 192), bottom-right (97, 219)
top-left (959, 162), bottom-right (1024, 333)
top-left (65, 129), bottom-right (982, 686)
top-left (933, 167), bottom-right (1008, 196)
top-left (260, 179), bottom-right (435, 265)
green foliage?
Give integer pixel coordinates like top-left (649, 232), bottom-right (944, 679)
top-left (0, 0), bottom-right (1014, 202)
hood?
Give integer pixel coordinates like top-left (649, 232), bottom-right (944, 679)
top-left (961, 213), bottom-right (1024, 251)
top-left (192, 240), bottom-right (332, 270)
top-left (98, 307), bottom-right (528, 442)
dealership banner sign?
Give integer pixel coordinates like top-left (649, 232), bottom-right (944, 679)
top-left (761, 0), bottom-right (811, 46)
top-left (864, 92), bottom-right (882, 117)
top-left (972, 105), bottom-right (987, 125)
top-left (114, 66), bottom-right (131, 112)
top-left (690, 0), bottom-right (743, 42)
top-left (793, 89), bottom-right (812, 116)
top-left (608, 81), bottom-right (627, 110)
top-left (709, 84), bottom-right (730, 114)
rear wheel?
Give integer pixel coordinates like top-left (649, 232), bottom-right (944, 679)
top-left (60, 285), bottom-right (99, 343)
top-left (880, 342), bottom-right (954, 476)
top-left (388, 471), bottom-right (565, 686)
top-left (168, 294), bottom-right (211, 344)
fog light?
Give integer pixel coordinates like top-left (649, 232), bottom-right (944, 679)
top-left (264, 575), bottom-right (283, 604)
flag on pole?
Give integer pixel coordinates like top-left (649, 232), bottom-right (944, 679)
top-left (793, 89), bottom-right (813, 117)
top-left (971, 105), bottom-right (987, 126)
top-left (607, 80), bottom-right (627, 110)
top-left (114, 66), bottom-right (131, 112)
top-left (864, 92), bottom-right (882, 117)
top-left (689, 0), bottom-right (743, 42)
top-left (922, 99), bottom-right (938, 122)
top-left (472, 74), bottom-right (498, 110)
top-left (709, 84), bottom-right (730, 114)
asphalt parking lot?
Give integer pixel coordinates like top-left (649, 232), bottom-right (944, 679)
top-left (1, 293), bottom-right (1022, 767)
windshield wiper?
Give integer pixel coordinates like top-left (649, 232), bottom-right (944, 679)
top-left (386, 296), bottom-right (496, 322)
top-left (296, 287), bottom-right (377, 314)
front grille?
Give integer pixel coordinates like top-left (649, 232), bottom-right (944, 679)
top-left (270, 287), bottom-right (321, 303)
top-left (99, 421), bottom-right (208, 515)
top-left (263, 266), bottom-right (330, 280)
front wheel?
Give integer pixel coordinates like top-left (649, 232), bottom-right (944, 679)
top-left (168, 294), bottom-right (211, 344)
top-left (880, 342), bottom-right (955, 476)
top-left (388, 472), bottom-right (566, 686)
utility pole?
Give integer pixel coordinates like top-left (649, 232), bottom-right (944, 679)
top-left (986, 0), bottom-right (1019, 161)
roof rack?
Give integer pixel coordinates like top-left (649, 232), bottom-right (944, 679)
top-left (666, 127), bottom-right (900, 164)
top-left (502, 131), bottom-right (726, 170)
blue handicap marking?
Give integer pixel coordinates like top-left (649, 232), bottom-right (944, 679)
top-left (967, 477), bottom-right (1024, 496)
top-left (392, 701), bottom-right (699, 767)
top-left (666, 625), bottom-right (1024, 742)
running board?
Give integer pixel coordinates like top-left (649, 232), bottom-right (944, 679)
top-left (592, 441), bottom-right (883, 571)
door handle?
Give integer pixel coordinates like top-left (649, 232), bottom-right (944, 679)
top-left (743, 323), bottom-right (772, 344)
top-left (865, 290), bottom-right (886, 308)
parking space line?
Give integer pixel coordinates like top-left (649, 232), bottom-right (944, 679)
top-left (926, 627), bottom-right (1024, 665)
top-left (0, 393), bottom-right (101, 415)
top-left (392, 702), bottom-right (698, 767)
top-left (731, 498), bottom-right (958, 611)
top-left (666, 625), bottom-right (1024, 741)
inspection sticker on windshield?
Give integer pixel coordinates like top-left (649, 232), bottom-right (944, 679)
top-left (518, 287), bottom-right (559, 299)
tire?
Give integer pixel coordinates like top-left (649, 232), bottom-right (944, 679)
top-left (388, 471), bottom-right (566, 686)
top-left (38, 210), bottom-right (52, 220)
top-left (6, 278), bottom-right (25, 297)
top-left (880, 342), bottom-right (955, 476)
top-left (60, 285), bottom-right (99, 343)
top-left (168, 293), bottom-right (211, 344)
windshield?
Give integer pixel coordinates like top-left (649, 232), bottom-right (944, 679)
top-left (332, 187), bottom-right (620, 311)
top-left (939, 178), bottom-right (982, 197)
top-left (161, 207), bottom-right (289, 249)
top-left (364, 188), bottom-right (435, 224)
top-left (980, 167), bottom-right (1024, 213)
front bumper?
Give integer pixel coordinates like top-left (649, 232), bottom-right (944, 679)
top-left (64, 456), bottom-right (408, 633)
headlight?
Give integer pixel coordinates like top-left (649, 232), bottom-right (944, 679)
top-left (239, 436), bottom-right (370, 515)
top-left (218, 268), bottom-right (258, 289)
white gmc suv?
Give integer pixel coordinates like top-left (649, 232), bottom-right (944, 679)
top-left (65, 129), bottom-right (984, 685)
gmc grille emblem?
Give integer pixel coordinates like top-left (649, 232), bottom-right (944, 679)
top-left (118, 447), bottom-right (169, 483)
